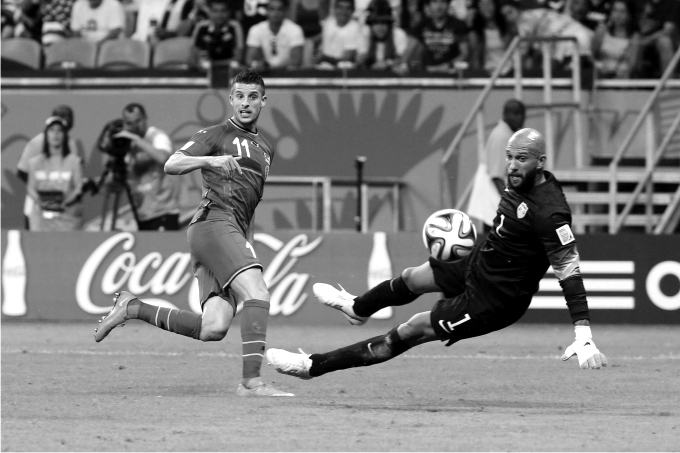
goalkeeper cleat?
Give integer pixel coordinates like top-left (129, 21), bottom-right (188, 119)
top-left (266, 348), bottom-right (313, 380)
top-left (93, 291), bottom-right (137, 343)
top-left (313, 283), bottom-right (367, 326)
top-left (236, 383), bottom-right (294, 397)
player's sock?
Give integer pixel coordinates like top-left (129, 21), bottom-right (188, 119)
top-left (352, 277), bottom-right (420, 317)
top-left (308, 327), bottom-right (410, 377)
top-left (131, 299), bottom-right (202, 339)
top-left (241, 299), bottom-right (269, 380)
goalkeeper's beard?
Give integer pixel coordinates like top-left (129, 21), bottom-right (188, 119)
top-left (508, 166), bottom-right (540, 193)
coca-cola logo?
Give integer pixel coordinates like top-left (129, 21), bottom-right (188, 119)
top-left (75, 232), bottom-right (322, 315)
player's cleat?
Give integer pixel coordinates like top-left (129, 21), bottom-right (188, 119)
top-left (93, 291), bottom-right (137, 343)
top-left (266, 348), bottom-right (313, 380)
top-left (236, 383), bottom-right (294, 397)
top-left (312, 283), bottom-right (367, 326)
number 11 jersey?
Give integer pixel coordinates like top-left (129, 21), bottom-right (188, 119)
top-left (178, 118), bottom-right (274, 235)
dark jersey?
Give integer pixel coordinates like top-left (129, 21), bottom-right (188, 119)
top-left (472, 171), bottom-right (578, 309)
top-left (415, 16), bottom-right (469, 66)
top-left (179, 119), bottom-right (274, 235)
top-left (193, 19), bottom-right (244, 61)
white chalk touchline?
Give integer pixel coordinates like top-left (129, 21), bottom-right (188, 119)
top-left (2, 349), bottom-right (679, 360)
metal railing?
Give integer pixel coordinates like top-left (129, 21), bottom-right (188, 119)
top-left (443, 36), bottom-right (584, 210)
top-left (608, 45), bottom-right (680, 234)
top-left (265, 175), bottom-right (405, 233)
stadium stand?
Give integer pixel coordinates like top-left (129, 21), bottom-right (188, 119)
top-left (97, 38), bottom-right (151, 70)
top-left (151, 36), bottom-right (195, 70)
top-left (43, 38), bottom-right (98, 69)
top-left (1, 37), bottom-right (42, 69)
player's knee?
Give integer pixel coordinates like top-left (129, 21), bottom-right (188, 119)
top-left (397, 312), bottom-right (436, 346)
top-left (199, 315), bottom-right (230, 341)
top-left (400, 265), bottom-right (431, 294)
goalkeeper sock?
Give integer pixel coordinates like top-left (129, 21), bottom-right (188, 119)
top-left (240, 299), bottom-right (269, 379)
top-left (352, 277), bottom-right (420, 317)
top-left (131, 299), bottom-right (202, 340)
top-left (309, 328), bottom-right (410, 377)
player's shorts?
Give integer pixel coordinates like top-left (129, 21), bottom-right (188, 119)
top-left (428, 255), bottom-right (529, 346)
top-left (187, 219), bottom-right (262, 309)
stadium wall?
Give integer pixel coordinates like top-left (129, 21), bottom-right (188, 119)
top-left (1, 230), bottom-right (678, 324)
top-left (1, 87), bottom-right (659, 232)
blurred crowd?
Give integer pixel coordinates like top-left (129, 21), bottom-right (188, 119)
top-left (2, 0), bottom-right (679, 77)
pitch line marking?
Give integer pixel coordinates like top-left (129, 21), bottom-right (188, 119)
top-left (2, 349), bottom-right (679, 360)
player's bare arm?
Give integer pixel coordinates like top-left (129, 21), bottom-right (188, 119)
top-left (164, 152), bottom-right (243, 177)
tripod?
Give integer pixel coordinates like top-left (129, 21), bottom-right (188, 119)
top-left (96, 158), bottom-right (140, 231)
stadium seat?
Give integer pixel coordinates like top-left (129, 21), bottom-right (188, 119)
top-left (97, 39), bottom-right (151, 70)
top-left (152, 37), bottom-right (195, 70)
top-left (1, 38), bottom-right (42, 69)
top-left (44, 38), bottom-right (98, 69)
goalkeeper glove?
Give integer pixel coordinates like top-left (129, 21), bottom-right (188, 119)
top-left (561, 325), bottom-right (608, 369)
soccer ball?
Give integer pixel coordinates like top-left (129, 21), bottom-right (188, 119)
top-left (422, 209), bottom-right (477, 262)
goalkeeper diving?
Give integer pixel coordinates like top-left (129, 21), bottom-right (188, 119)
top-left (266, 128), bottom-right (607, 381)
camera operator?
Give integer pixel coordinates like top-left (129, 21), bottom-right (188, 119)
top-left (101, 103), bottom-right (180, 231)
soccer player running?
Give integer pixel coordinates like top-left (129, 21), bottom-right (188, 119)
top-left (267, 128), bottom-right (608, 380)
top-left (94, 69), bottom-right (293, 397)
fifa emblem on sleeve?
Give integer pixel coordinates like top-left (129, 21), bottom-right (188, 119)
top-left (556, 224), bottom-right (575, 245)
top-left (517, 202), bottom-right (528, 219)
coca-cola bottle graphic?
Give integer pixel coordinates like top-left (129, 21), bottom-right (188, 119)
top-left (367, 231), bottom-right (393, 319)
top-left (2, 230), bottom-right (27, 316)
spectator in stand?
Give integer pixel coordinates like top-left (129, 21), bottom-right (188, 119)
top-left (40, 0), bottom-right (77, 45)
top-left (26, 116), bottom-right (84, 232)
top-left (407, 0), bottom-right (470, 73)
top-left (317, 0), bottom-right (367, 68)
top-left (13, 0), bottom-right (41, 41)
top-left (501, 1), bottom-right (593, 71)
top-left (17, 105), bottom-right (80, 230)
top-left (357, 0), bottom-right (409, 71)
top-left (242, 0), bottom-right (270, 35)
top-left (246, 0), bottom-right (305, 70)
top-left (290, 0), bottom-right (328, 65)
top-left (469, 0), bottom-right (511, 74)
top-left (2, 2), bottom-right (16, 38)
top-left (70, 0), bottom-right (125, 43)
top-left (636, 0), bottom-right (679, 77)
top-left (592, 0), bottom-right (639, 78)
top-left (169, 0), bottom-right (210, 37)
top-left (580, 0), bottom-right (611, 30)
top-left (129, 0), bottom-right (173, 43)
top-left (154, 0), bottom-right (195, 39)
top-left (193, 0), bottom-right (244, 70)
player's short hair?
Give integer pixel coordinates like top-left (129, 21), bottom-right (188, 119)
top-left (232, 68), bottom-right (265, 94)
top-left (123, 102), bottom-right (147, 118)
top-left (508, 128), bottom-right (545, 158)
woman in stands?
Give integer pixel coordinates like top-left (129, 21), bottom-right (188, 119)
top-left (591, 0), bottom-right (640, 79)
top-left (358, 0), bottom-right (409, 71)
top-left (469, 0), bottom-right (510, 75)
top-left (26, 116), bottom-right (84, 231)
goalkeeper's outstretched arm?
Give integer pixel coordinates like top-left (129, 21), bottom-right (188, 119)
top-left (548, 244), bottom-right (608, 369)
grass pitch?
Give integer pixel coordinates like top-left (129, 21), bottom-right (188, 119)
top-left (2, 321), bottom-right (679, 451)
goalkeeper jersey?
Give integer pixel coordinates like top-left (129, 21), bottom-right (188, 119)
top-left (179, 119), bottom-right (274, 235)
top-left (473, 171), bottom-right (578, 306)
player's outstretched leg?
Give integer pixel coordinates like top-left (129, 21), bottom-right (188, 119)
top-left (267, 326), bottom-right (412, 379)
top-left (313, 275), bottom-right (420, 326)
top-left (94, 291), bottom-right (203, 343)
